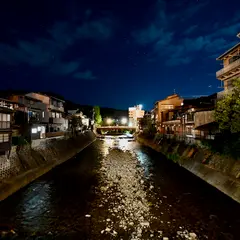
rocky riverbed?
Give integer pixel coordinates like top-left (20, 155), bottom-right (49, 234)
top-left (88, 142), bottom-right (198, 240)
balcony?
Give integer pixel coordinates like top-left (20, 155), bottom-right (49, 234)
top-left (216, 58), bottom-right (240, 80)
top-left (49, 117), bottom-right (65, 124)
top-left (49, 104), bottom-right (64, 112)
top-left (162, 119), bottom-right (181, 125)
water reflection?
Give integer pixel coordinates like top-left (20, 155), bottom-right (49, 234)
top-left (101, 136), bottom-right (152, 177)
top-left (16, 181), bottom-right (52, 233)
top-left (102, 136), bottom-right (132, 151)
top-left (134, 149), bottom-right (152, 177)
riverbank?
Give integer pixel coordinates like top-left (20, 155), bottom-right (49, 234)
top-left (0, 131), bottom-right (96, 201)
top-left (137, 135), bottom-right (240, 204)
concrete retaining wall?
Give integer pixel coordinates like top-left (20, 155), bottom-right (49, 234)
top-left (137, 136), bottom-right (240, 204)
top-left (0, 131), bottom-right (96, 201)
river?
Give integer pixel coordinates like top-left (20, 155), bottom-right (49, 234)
top-left (0, 138), bottom-right (239, 239)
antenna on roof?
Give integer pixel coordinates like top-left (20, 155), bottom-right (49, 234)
top-left (173, 89), bottom-right (176, 94)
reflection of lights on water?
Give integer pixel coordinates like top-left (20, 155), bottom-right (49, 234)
top-left (105, 138), bottom-right (114, 145)
top-left (20, 182), bottom-right (52, 230)
top-left (134, 150), bottom-right (152, 176)
top-left (103, 137), bottom-right (130, 149)
top-left (119, 139), bottom-right (128, 148)
top-left (126, 133), bottom-right (133, 137)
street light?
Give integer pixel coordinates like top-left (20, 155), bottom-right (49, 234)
top-left (106, 118), bottom-right (112, 125)
top-left (121, 117), bottom-right (127, 125)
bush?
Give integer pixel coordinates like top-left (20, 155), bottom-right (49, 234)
top-left (201, 133), bottom-right (240, 159)
top-left (12, 136), bottom-right (30, 146)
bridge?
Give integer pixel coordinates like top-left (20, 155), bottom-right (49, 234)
top-left (96, 125), bottom-right (137, 135)
top-left (96, 126), bottom-right (136, 130)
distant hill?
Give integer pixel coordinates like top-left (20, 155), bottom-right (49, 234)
top-left (65, 99), bottom-right (128, 119)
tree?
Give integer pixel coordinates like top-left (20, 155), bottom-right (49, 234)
top-left (214, 78), bottom-right (240, 133)
top-left (139, 116), bottom-right (156, 138)
top-left (94, 106), bottom-right (102, 125)
top-left (70, 115), bottom-right (82, 136)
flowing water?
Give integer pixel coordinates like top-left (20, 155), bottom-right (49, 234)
top-left (0, 138), bottom-right (239, 239)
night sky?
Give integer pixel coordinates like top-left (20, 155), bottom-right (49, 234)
top-left (0, 0), bottom-right (240, 110)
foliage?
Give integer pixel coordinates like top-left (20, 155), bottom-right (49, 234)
top-left (213, 78), bottom-right (240, 159)
top-left (18, 122), bottom-right (31, 143)
top-left (214, 78), bottom-right (240, 133)
top-left (200, 133), bottom-right (240, 159)
top-left (94, 106), bottom-right (102, 125)
top-left (70, 115), bottom-right (83, 136)
top-left (139, 116), bottom-right (156, 139)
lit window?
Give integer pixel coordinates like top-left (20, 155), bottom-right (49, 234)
top-left (2, 114), bottom-right (6, 121)
top-left (0, 113), bottom-right (11, 129)
top-left (42, 111), bottom-right (45, 118)
top-left (56, 113), bottom-right (60, 118)
top-left (0, 134), bottom-right (9, 142)
top-left (37, 126), bottom-right (41, 131)
top-left (31, 128), bottom-right (37, 134)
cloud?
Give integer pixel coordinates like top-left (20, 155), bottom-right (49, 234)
top-left (166, 56), bottom-right (192, 66)
top-left (0, 16), bottom-right (112, 78)
top-left (211, 22), bottom-right (240, 38)
top-left (0, 40), bottom-right (53, 66)
top-left (133, 0), bottom-right (239, 67)
top-left (51, 61), bottom-right (81, 75)
top-left (183, 36), bottom-right (209, 52)
top-left (183, 25), bottom-right (198, 35)
top-left (76, 18), bottom-right (112, 40)
top-left (133, 25), bottom-right (173, 46)
top-left (73, 70), bottom-right (96, 80)
top-left (180, 1), bottom-right (208, 20)
top-left (49, 18), bottom-right (113, 46)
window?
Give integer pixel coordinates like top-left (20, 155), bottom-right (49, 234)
top-left (0, 113), bottom-right (11, 129)
top-left (186, 127), bottom-right (192, 134)
top-left (0, 134), bottom-right (9, 142)
top-left (187, 113), bottom-right (194, 122)
top-left (42, 111), bottom-right (45, 118)
top-left (51, 112), bottom-right (56, 118)
top-left (56, 113), bottom-right (60, 118)
top-left (31, 128), bottom-right (37, 134)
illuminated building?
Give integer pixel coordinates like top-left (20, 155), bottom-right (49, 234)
top-left (128, 105), bottom-right (144, 127)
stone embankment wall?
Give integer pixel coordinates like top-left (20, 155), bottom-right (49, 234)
top-left (0, 131), bottom-right (96, 201)
top-left (137, 136), bottom-right (240, 204)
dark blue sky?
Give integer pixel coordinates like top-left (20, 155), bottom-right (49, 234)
top-left (0, 0), bottom-right (240, 110)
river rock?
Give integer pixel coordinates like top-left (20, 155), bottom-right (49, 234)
top-left (189, 232), bottom-right (197, 239)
